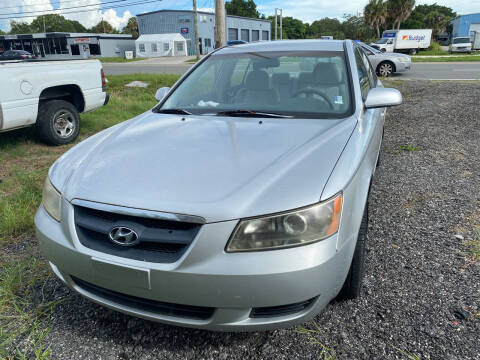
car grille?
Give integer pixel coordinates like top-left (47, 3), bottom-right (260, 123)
top-left (71, 276), bottom-right (215, 320)
top-left (250, 297), bottom-right (317, 318)
top-left (74, 205), bottom-right (202, 263)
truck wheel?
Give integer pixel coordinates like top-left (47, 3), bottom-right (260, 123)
top-left (381, 48), bottom-right (386, 53)
top-left (409, 49), bottom-right (417, 55)
top-left (338, 202), bottom-right (368, 300)
top-left (377, 61), bottom-right (394, 77)
top-left (36, 100), bottom-right (80, 145)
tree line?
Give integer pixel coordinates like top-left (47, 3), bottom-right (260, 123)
top-left (6, 14), bottom-right (139, 38)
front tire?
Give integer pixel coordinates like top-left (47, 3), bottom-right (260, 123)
top-left (36, 100), bottom-right (80, 145)
top-left (338, 202), bottom-right (368, 300)
top-left (377, 61), bottom-right (394, 77)
top-left (409, 49), bottom-right (417, 55)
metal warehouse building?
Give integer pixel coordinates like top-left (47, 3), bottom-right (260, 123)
top-left (450, 13), bottom-right (480, 39)
top-left (137, 10), bottom-right (271, 55)
top-left (0, 32), bottom-right (135, 59)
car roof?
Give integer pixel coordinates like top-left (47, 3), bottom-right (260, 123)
top-left (215, 40), bottom-right (348, 55)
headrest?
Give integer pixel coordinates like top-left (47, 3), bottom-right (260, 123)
top-left (298, 72), bottom-right (314, 86)
top-left (272, 73), bottom-right (290, 85)
top-left (246, 70), bottom-right (270, 90)
top-left (313, 62), bottom-right (342, 85)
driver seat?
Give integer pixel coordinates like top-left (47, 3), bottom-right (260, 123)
top-left (236, 70), bottom-right (279, 105)
top-left (313, 62), bottom-right (343, 103)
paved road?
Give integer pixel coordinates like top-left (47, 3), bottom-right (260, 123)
top-left (103, 61), bottom-right (480, 80)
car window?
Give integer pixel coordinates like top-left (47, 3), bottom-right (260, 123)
top-left (359, 49), bottom-right (377, 88)
top-left (354, 48), bottom-right (370, 99)
top-left (160, 51), bottom-right (353, 119)
top-left (453, 38), bottom-right (470, 44)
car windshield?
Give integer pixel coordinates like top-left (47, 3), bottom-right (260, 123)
top-left (158, 51), bottom-right (352, 119)
top-left (453, 38), bottom-right (470, 44)
top-left (360, 43), bottom-right (381, 54)
top-left (376, 38), bottom-right (389, 44)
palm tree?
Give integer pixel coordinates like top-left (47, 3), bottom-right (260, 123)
top-left (364, 0), bottom-right (388, 38)
top-left (387, 0), bottom-right (415, 30)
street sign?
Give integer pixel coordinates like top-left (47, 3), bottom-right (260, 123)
top-left (181, 28), bottom-right (189, 34)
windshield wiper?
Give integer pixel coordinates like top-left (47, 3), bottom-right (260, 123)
top-left (215, 110), bottom-right (293, 118)
top-left (155, 108), bottom-right (192, 115)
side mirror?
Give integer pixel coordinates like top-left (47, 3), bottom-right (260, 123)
top-left (365, 87), bottom-right (402, 109)
top-left (155, 87), bottom-right (171, 102)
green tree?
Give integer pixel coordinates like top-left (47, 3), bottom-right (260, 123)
top-left (9, 21), bottom-right (32, 34)
top-left (342, 14), bottom-right (376, 41)
top-left (402, 4), bottom-right (456, 38)
top-left (29, 14), bottom-right (85, 33)
top-left (267, 16), bottom-right (306, 39)
top-left (387, 0), bottom-right (416, 30)
top-left (364, 0), bottom-right (388, 38)
top-left (90, 20), bottom-right (118, 34)
top-left (307, 18), bottom-right (344, 39)
top-left (122, 17), bottom-right (138, 38)
top-left (225, 0), bottom-right (259, 18)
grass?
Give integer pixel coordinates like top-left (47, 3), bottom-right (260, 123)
top-left (412, 55), bottom-right (480, 62)
top-left (392, 346), bottom-right (422, 360)
top-left (463, 227), bottom-right (480, 265)
top-left (296, 322), bottom-right (338, 359)
top-left (399, 144), bottom-right (420, 152)
top-left (0, 253), bottom-right (62, 358)
top-left (98, 57), bottom-right (145, 63)
top-left (185, 58), bottom-right (200, 63)
top-left (0, 73), bottom-right (180, 358)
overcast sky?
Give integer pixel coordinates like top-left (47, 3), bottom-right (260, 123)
top-left (1, 0), bottom-right (478, 33)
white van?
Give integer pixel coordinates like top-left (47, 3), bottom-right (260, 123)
top-left (371, 29), bottom-right (432, 55)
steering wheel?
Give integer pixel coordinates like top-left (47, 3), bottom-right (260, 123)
top-left (291, 88), bottom-right (334, 110)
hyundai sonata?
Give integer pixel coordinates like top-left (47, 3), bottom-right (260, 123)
top-left (35, 40), bottom-right (402, 331)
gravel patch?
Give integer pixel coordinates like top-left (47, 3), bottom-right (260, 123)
top-left (31, 81), bottom-right (480, 359)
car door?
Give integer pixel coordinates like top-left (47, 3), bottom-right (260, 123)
top-left (354, 46), bottom-right (384, 166)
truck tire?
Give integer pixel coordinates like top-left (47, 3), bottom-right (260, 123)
top-left (338, 202), bottom-right (368, 300)
top-left (409, 49), bottom-right (417, 55)
top-left (36, 100), bottom-right (80, 145)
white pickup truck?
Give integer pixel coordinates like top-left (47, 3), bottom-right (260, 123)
top-left (0, 59), bottom-right (109, 145)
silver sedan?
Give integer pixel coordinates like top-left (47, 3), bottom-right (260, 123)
top-left (35, 40), bottom-right (402, 331)
top-left (359, 42), bottom-right (412, 77)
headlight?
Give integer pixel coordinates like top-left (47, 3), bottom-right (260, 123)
top-left (396, 57), bottom-right (410, 63)
top-left (226, 194), bottom-right (342, 252)
top-left (42, 177), bottom-right (62, 222)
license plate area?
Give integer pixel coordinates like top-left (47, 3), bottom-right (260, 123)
top-left (91, 257), bottom-right (151, 290)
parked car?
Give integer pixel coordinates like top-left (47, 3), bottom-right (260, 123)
top-left (227, 40), bottom-right (248, 46)
top-left (0, 49), bottom-right (34, 60)
top-left (359, 42), bottom-right (412, 77)
top-left (35, 40), bottom-right (402, 331)
top-left (371, 29), bottom-right (432, 55)
top-left (449, 37), bottom-right (472, 54)
top-left (0, 59), bottom-right (109, 145)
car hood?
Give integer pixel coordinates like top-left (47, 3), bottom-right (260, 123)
top-left (53, 111), bottom-right (356, 223)
top-left (380, 52), bottom-right (410, 59)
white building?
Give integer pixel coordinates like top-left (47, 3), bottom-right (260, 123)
top-left (136, 33), bottom-right (188, 57)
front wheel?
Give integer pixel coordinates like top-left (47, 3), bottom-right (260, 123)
top-left (377, 62), bottom-right (394, 77)
top-left (409, 49), bottom-right (417, 55)
top-left (338, 202), bottom-right (368, 300)
top-left (36, 100), bottom-right (80, 145)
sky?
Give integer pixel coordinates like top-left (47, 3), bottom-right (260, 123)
top-left (1, 0), bottom-right (479, 33)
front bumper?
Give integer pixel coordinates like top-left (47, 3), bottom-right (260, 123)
top-left (450, 48), bottom-right (471, 53)
top-left (395, 61), bottom-right (411, 72)
top-left (35, 201), bottom-right (356, 331)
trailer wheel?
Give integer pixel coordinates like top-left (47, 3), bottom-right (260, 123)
top-left (409, 49), bottom-right (417, 55)
top-left (36, 100), bottom-right (80, 146)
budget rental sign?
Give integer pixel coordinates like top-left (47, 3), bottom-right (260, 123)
top-left (402, 35), bottom-right (426, 41)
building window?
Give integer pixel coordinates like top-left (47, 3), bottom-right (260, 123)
top-left (228, 28), bottom-right (238, 40)
top-left (89, 44), bottom-right (101, 55)
top-left (70, 44), bottom-right (80, 55)
top-left (139, 43), bottom-right (145, 52)
top-left (200, 15), bottom-right (207, 23)
top-left (164, 43), bottom-right (170, 51)
top-left (204, 38), bottom-right (211, 48)
top-left (177, 42), bottom-right (184, 52)
top-left (241, 29), bottom-right (249, 42)
top-left (178, 15), bottom-right (191, 23)
top-left (262, 30), bottom-right (269, 40)
top-left (252, 30), bottom-right (259, 41)
top-left (152, 43), bottom-right (157, 52)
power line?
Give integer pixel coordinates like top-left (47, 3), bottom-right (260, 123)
top-left (0, 0), bottom-right (105, 11)
top-left (0, 0), bottom-right (128, 17)
top-left (0, 0), bottom-right (160, 20)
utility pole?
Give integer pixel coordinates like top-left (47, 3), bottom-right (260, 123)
top-left (274, 8), bottom-right (277, 40)
top-left (193, 0), bottom-right (200, 59)
top-left (102, 17), bottom-right (106, 33)
top-left (274, 8), bottom-right (283, 40)
top-left (279, 9), bottom-right (283, 40)
top-left (214, 0), bottom-right (226, 48)
top-left (43, 16), bottom-right (46, 33)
